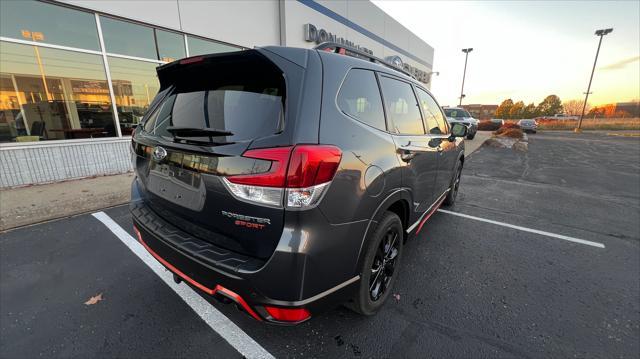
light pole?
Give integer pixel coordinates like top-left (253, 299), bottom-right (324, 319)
top-left (459, 48), bottom-right (473, 106)
top-left (577, 28), bottom-right (613, 131)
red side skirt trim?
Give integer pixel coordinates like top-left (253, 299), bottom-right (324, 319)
top-left (415, 196), bottom-right (446, 234)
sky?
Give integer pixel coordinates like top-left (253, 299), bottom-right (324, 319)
top-left (372, 0), bottom-right (640, 107)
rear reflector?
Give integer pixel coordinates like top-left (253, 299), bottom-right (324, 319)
top-left (264, 306), bottom-right (311, 322)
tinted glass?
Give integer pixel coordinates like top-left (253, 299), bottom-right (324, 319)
top-left (156, 29), bottom-right (185, 62)
top-left (143, 65), bottom-right (284, 142)
top-left (337, 69), bottom-right (385, 130)
top-left (416, 88), bottom-right (446, 134)
top-left (0, 0), bottom-right (100, 50)
top-left (187, 36), bottom-right (240, 56)
top-left (379, 77), bottom-right (424, 135)
top-left (0, 41), bottom-right (116, 142)
top-left (100, 16), bottom-right (157, 59)
top-left (107, 57), bottom-right (160, 135)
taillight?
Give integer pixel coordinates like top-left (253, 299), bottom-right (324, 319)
top-left (223, 145), bottom-right (342, 208)
top-left (264, 306), bottom-right (311, 322)
top-left (285, 145), bottom-right (341, 208)
top-left (224, 147), bottom-right (292, 187)
top-left (286, 146), bottom-right (342, 188)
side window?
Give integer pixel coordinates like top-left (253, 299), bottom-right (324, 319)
top-left (416, 88), bottom-right (448, 134)
top-left (337, 69), bottom-right (386, 131)
top-left (378, 76), bottom-right (424, 135)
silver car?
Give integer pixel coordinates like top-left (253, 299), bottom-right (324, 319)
top-left (517, 119), bottom-right (538, 133)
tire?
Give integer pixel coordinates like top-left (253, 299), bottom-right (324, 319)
top-left (443, 160), bottom-right (463, 206)
top-left (466, 133), bottom-right (475, 140)
top-left (349, 212), bottom-right (404, 316)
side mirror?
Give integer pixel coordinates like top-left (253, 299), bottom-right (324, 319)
top-left (450, 122), bottom-right (467, 139)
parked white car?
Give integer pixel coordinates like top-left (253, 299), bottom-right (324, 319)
top-left (443, 107), bottom-right (478, 139)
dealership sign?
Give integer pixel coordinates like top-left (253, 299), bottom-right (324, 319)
top-left (304, 24), bottom-right (373, 55)
top-left (303, 23), bottom-right (431, 84)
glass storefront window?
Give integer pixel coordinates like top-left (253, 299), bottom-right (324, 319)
top-left (107, 57), bottom-right (160, 136)
top-left (156, 30), bottom-right (185, 62)
top-left (0, 41), bottom-right (117, 142)
top-left (0, 0), bottom-right (100, 51)
top-left (187, 36), bottom-right (240, 56)
top-left (99, 16), bottom-right (157, 59)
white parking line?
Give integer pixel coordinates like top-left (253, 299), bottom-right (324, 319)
top-left (91, 212), bottom-right (275, 359)
top-left (437, 209), bottom-right (606, 249)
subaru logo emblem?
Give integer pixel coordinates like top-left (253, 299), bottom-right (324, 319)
top-left (152, 146), bottom-right (167, 161)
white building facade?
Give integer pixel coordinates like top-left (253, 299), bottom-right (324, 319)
top-left (0, 0), bottom-right (434, 188)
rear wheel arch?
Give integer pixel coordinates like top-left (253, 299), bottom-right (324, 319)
top-left (386, 200), bottom-right (409, 234)
top-left (354, 190), bottom-right (411, 273)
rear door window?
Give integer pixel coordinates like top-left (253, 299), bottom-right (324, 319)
top-left (415, 88), bottom-right (447, 135)
top-left (337, 69), bottom-right (386, 131)
top-left (378, 76), bottom-right (424, 135)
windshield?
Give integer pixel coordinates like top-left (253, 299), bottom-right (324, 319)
top-left (444, 108), bottom-right (471, 118)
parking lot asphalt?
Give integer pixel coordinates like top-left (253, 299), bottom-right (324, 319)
top-left (1, 131), bottom-right (638, 358)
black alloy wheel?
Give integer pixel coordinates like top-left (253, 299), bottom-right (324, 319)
top-left (348, 212), bottom-right (404, 315)
top-left (369, 228), bottom-right (400, 301)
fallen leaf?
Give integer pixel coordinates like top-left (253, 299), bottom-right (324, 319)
top-left (84, 293), bottom-right (103, 305)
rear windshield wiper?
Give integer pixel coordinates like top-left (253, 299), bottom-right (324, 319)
top-left (166, 126), bottom-right (233, 137)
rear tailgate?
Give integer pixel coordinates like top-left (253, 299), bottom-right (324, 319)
top-left (132, 49), bottom-right (304, 259)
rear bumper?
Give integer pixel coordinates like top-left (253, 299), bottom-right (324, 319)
top-left (130, 181), bottom-right (360, 324)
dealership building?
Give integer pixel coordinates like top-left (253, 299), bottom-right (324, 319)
top-left (0, 0), bottom-right (434, 188)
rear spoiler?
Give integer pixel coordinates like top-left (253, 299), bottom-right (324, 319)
top-left (156, 47), bottom-right (310, 90)
top-left (156, 50), bottom-right (258, 89)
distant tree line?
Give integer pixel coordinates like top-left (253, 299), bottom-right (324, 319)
top-left (494, 95), bottom-right (633, 119)
top-left (494, 95), bottom-right (564, 119)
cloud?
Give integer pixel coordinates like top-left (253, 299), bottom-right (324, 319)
top-left (600, 56), bottom-right (640, 71)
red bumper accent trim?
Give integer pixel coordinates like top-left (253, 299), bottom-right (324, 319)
top-left (133, 225), bottom-right (263, 321)
top-left (415, 196), bottom-right (446, 234)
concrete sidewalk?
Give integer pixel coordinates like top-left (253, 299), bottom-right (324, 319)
top-left (0, 132), bottom-right (491, 232)
top-left (1, 173), bottom-right (133, 231)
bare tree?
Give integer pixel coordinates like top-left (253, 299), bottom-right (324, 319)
top-left (564, 99), bottom-right (590, 116)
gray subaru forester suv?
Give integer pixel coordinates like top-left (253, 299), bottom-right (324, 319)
top-left (130, 43), bottom-right (467, 324)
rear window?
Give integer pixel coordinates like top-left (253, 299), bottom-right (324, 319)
top-left (337, 69), bottom-right (386, 131)
top-left (143, 57), bottom-right (285, 142)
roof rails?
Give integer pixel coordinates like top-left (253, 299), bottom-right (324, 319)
top-left (314, 42), bottom-right (416, 80)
